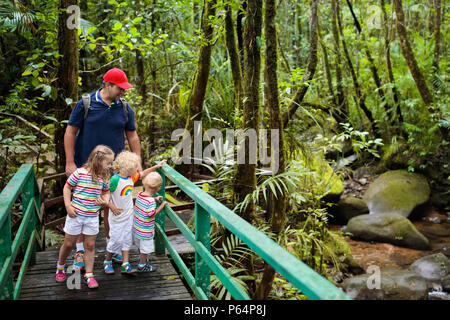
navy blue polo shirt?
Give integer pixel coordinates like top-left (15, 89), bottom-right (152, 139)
top-left (68, 89), bottom-right (136, 167)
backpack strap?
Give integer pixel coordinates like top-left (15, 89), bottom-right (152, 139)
top-left (81, 93), bottom-right (92, 121)
top-left (81, 92), bottom-right (129, 125)
top-left (119, 97), bottom-right (129, 124)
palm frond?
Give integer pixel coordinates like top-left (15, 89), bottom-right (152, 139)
top-left (0, 2), bottom-right (36, 34)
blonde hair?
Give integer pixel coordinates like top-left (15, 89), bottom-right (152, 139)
top-left (113, 151), bottom-right (141, 176)
top-left (142, 172), bottom-right (163, 191)
top-left (83, 145), bottom-right (115, 183)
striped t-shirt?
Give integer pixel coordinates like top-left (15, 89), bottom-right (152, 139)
top-left (133, 192), bottom-right (157, 240)
top-left (66, 167), bottom-right (110, 218)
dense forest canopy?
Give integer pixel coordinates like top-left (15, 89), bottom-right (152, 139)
top-left (0, 0), bottom-right (448, 300)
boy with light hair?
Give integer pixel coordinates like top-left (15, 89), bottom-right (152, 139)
top-left (103, 151), bottom-right (166, 274)
top-left (133, 171), bottom-right (167, 272)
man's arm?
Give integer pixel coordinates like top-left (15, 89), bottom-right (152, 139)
top-left (64, 125), bottom-right (79, 177)
top-left (125, 130), bottom-right (142, 171)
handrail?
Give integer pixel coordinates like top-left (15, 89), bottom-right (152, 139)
top-left (154, 163), bottom-right (351, 300)
top-left (0, 164), bottom-right (43, 300)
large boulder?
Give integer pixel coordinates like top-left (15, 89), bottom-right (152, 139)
top-left (409, 253), bottom-right (450, 282)
top-left (362, 170), bottom-right (430, 218)
top-left (346, 213), bottom-right (430, 250)
top-left (335, 196), bottom-right (369, 223)
top-left (343, 268), bottom-right (428, 300)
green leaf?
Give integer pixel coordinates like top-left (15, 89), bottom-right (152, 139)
top-left (89, 43), bottom-right (96, 50)
top-left (113, 22), bottom-right (123, 31)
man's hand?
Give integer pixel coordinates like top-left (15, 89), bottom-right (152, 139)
top-left (66, 162), bottom-right (77, 177)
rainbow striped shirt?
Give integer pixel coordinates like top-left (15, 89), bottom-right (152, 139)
top-left (66, 168), bottom-right (110, 218)
top-left (133, 192), bottom-right (157, 240)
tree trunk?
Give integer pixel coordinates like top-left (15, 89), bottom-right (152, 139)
top-left (234, 0), bottom-right (262, 224)
top-left (55, 0), bottom-right (79, 173)
top-left (393, 0), bottom-right (433, 106)
top-left (187, 0), bottom-right (215, 125)
top-left (334, 0), bottom-right (380, 137)
top-left (346, 0), bottom-right (393, 128)
top-left (236, 1), bottom-right (246, 74)
top-left (255, 0), bottom-right (286, 300)
top-left (282, 0), bottom-right (319, 128)
top-left (135, 49), bottom-right (147, 106)
top-left (327, 2), bottom-right (349, 125)
top-left (184, 0), bottom-right (216, 177)
top-left (225, 4), bottom-right (243, 113)
top-left (432, 0), bottom-right (441, 84)
top-left (380, 0), bottom-right (404, 131)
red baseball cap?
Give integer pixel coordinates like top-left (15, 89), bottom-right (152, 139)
top-left (103, 68), bottom-right (134, 89)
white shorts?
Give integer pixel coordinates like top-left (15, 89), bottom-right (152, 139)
top-left (106, 215), bottom-right (133, 254)
top-left (64, 215), bottom-right (99, 236)
top-left (133, 233), bottom-right (155, 254)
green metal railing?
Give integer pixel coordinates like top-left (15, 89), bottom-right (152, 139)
top-left (154, 163), bottom-right (351, 300)
top-left (0, 163), bottom-right (350, 300)
top-left (0, 164), bottom-right (43, 300)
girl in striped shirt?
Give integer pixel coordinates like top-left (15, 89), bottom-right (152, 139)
top-left (56, 145), bottom-right (114, 289)
top-left (133, 171), bottom-right (167, 272)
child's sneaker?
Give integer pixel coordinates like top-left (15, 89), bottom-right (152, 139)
top-left (112, 253), bottom-right (123, 264)
top-left (121, 262), bottom-right (137, 274)
top-left (84, 274), bottom-right (99, 289)
top-left (137, 262), bottom-right (157, 273)
top-left (55, 269), bottom-right (66, 282)
top-left (104, 260), bottom-right (115, 274)
top-left (72, 250), bottom-right (85, 271)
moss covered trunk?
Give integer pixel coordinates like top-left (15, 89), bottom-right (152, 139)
top-left (55, 0), bottom-right (79, 174)
top-left (393, 0), bottom-right (433, 106)
top-left (255, 0), bottom-right (287, 300)
top-left (225, 4), bottom-right (243, 113)
top-left (234, 0), bottom-right (262, 224)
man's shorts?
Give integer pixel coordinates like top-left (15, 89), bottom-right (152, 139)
top-left (106, 214), bottom-right (133, 254)
top-left (64, 214), bottom-right (99, 236)
top-left (133, 233), bottom-right (155, 254)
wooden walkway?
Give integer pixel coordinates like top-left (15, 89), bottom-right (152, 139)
top-left (19, 226), bottom-right (193, 300)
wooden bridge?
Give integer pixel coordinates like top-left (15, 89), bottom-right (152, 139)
top-left (0, 163), bottom-right (351, 300)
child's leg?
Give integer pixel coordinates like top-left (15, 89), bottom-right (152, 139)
top-left (58, 233), bottom-right (79, 265)
top-left (103, 207), bottom-right (110, 240)
top-left (105, 251), bottom-right (113, 261)
top-left (139, 252), bottom-right (148, 265)
top-left (75, 234), bottom-right (84, 251)
top-left (83, 234), bottom-right (97, 274)
top-left (122, 251), bottom-right (130, 263)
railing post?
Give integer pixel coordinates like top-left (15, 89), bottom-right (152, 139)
top-left (0, 211), bottom-right (13, 300)
top-left (21, 170), bottom-right (37, 265)
top-left (195, 203), bottom-right (210, 298)
top-left (154, 168), bottom-right (166, 255)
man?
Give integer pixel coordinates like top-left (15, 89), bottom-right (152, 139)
top-left (64, 67), bottom-right (142, 270)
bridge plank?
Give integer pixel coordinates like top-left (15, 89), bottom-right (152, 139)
top-left (18, 228), bottom-right (192, 300)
